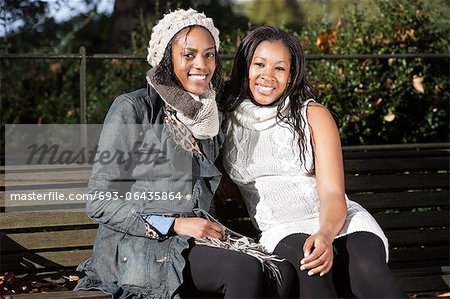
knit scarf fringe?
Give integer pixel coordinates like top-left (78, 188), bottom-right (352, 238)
top-left (195, 236), bottom-right (284, 285)
top-left (192, 208), bottom-right (285, 285)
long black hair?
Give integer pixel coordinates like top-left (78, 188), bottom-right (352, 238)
top-left (153, 25), bottom-right (223, 95)
top-left (219, 26), bottom-right (318, 168)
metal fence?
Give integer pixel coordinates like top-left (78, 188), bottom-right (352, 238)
top-left (1, 48), bottom-right (448, 126)
top-left (1, 49), bottom-right (449, 152)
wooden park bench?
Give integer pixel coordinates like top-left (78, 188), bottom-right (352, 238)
top-left (1, 143), bottom-right (449, 298)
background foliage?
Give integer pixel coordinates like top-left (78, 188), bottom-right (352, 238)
top-left (1, 0), bottom-right (449, 145)
top-left (300, 0), bottom-right (450, 144)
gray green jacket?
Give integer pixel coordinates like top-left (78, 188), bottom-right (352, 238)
top-left (74, 85), bottom-right (223, 298)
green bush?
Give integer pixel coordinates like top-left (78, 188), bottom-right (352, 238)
top-left (1, 0), bottom-right (448, 145)
top-left (299, 0), bottom-right (449, 144)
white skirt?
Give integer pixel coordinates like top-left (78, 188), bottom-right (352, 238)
top-left (258, 199), bottom-right (390, 262)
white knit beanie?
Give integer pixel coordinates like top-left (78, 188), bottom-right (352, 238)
top-left (147, 8), bottom-right (220, 67)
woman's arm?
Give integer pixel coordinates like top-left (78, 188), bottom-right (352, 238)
top-left (300, 102), bottom-right (347, 276)
top-left (173, 217), bottom-right (224, 239)
top-left (86, 95), bottom-right (151, 237)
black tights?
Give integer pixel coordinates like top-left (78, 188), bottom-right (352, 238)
top-left (273, 232), bottom-right (406, 298)
top-left (177, 244), bottom-right (264, 298)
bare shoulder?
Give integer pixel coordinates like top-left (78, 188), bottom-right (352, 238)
top-left (305, 101), bottom-right (341, 151)
top-left (306, 101), bottom-right (336, 129)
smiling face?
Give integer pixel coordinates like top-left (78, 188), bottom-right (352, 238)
top-left (171, 26), bottom-right (216, 96)
top-left (248, 40), bottom-right (291, 105)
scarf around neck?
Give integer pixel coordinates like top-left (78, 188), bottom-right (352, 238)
top-left (146, 69), bottom-right (220, 141)
top-left (231, 97), bottom-right (291, 131)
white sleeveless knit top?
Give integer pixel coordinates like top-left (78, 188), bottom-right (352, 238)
top-left (223, 98), bottom-right (389, 261)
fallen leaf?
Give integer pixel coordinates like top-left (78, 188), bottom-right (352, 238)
top-left (49, 63), bottom-right (62, 74)
top-left (407, 29), bottom-right (416, 40)
top-left (412, 75), bottom-right (425, 93)
top-left (383, 109), bottom-right (396, 122)
top-left (68, 275), bottom-right (79, 282)
top-left (66, 108), bottom-right (76, 118)
top-left (383, 78), bottom-right (393, 89)
top-left (316, 29), bottom-right (338, 52)
top-left (111, 58), bottom-right (121, 67)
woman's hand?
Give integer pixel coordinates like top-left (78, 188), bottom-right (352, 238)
top-left (300, 229), bottom-right (334, 276)
top-left (172, 217), bottom-right (225, 239)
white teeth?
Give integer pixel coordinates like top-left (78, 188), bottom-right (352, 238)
top-left (189, 74), bottom-right (207, 80)
top-left (257, 84), bottom-right (274, 92)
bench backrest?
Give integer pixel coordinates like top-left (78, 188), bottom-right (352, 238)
top-left (1, 165), bottom-right (94, 273)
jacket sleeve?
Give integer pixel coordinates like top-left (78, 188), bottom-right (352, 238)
top-left (86, 94), bottom-right (152, 237)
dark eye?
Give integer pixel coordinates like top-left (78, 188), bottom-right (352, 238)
top-left (184, 53), bottom-right (195, 59)
top-left (254, 62), bottom-right (264, 67)
top-left (275, 66), bottom-right (285, 71)
top-left (206, 52), bottom-right (215, 59)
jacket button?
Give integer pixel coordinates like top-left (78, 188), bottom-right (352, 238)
top-left (185, 194), bottom-right (192, 200)
top-left (156, 256), bottom-right (166, 263)
top-left (123, 256), bottom-right (128, 262)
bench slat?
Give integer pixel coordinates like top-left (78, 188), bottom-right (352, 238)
top-left (0, 211), bottom-right (95, 229)
top-left (346, 173), bottom-right (449, 192)
top-left (396, 274), bottom-right (450, 293)
top-left (2, 202), bottom-right (87, 212)
top-left (373, 210), bottom-right (449, 229)
top-left (3, 182), bottom-right (87, 192)
top-left (2, 164), bottom-right (91, 172)
top-left (11, 290), bottom-right (111, 299)
top-left (393, 266), bottom-right (449, 276)
top-left (345, 157), bottom-right (449, 173)
top-left (1, 249), bottom-right (92, 272)
top-left (351, 190), bottom-right (449, 210)
top-left (1, 188), bottom-right (87, 205)
top-left (1, 189), bottom-right (87, 213)
top-left (5, 170), bottom-right (90, 186)
top-left (1, 229), bottom-right (97, 253)
top-left (390, 246), bottom-right (449, 263)
top-left (343, 148), bottom-right (449, 159)
top-left (386, 229), bottom-right (449, 247)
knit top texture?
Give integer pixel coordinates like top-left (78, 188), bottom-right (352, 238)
top-left (223, 98), bottom-right (389, 261)
top-left (176, 90), bottom-right (220, 139)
